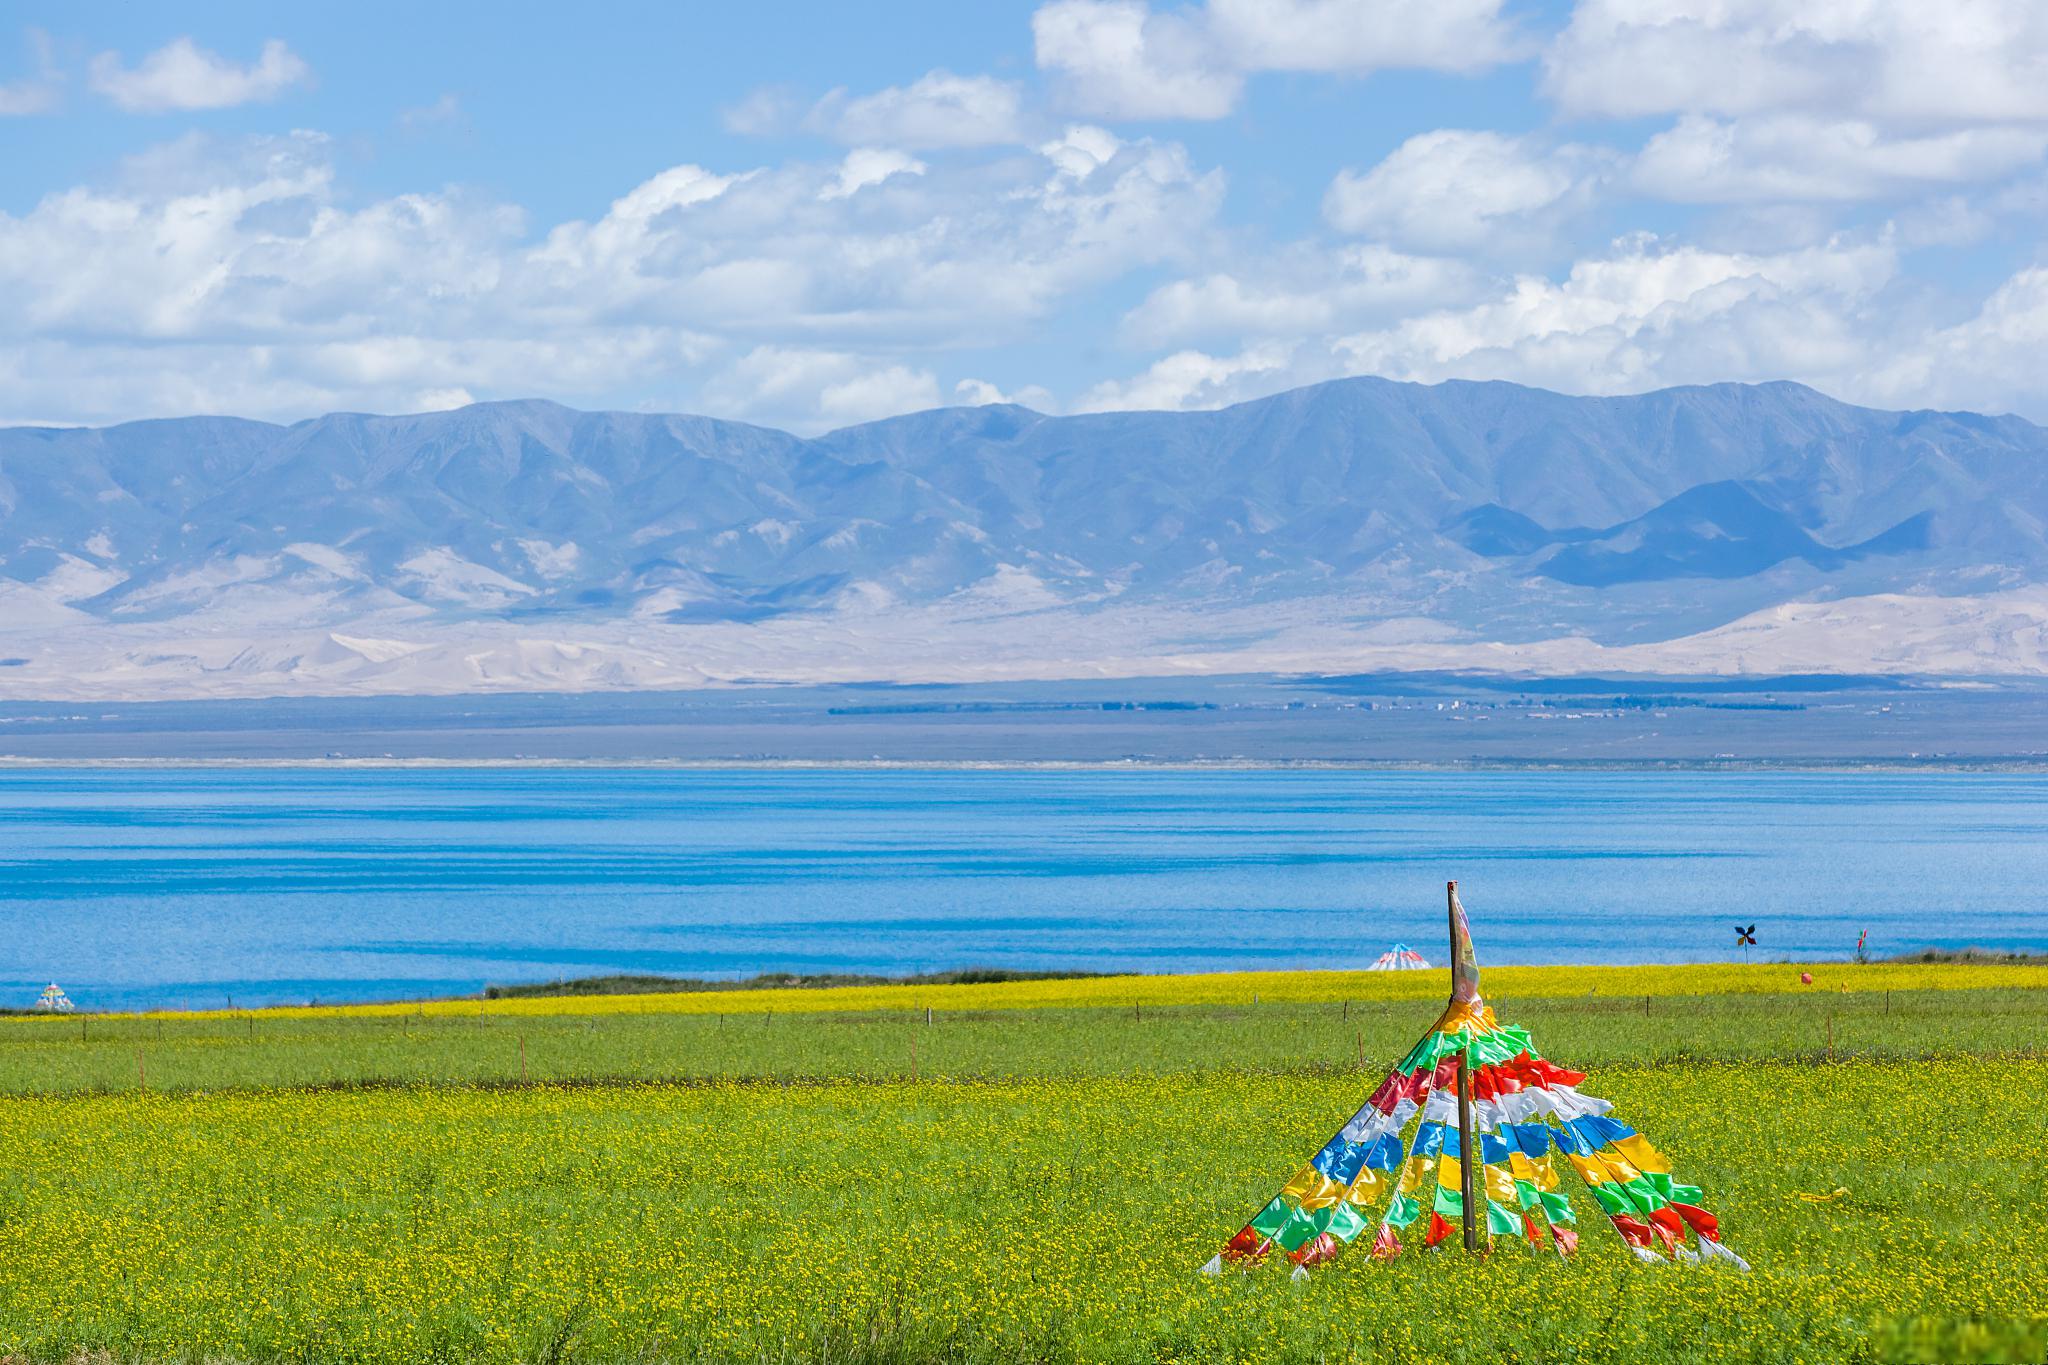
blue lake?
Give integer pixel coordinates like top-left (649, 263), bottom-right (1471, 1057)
top-left (2, 766), bottom-right (2044, 1010)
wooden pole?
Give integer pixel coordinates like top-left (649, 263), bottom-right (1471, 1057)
top-left (1450, 879), bottom-right (1478, 1252)
top-left (1457, 1049), bottom-right (1478, 1251)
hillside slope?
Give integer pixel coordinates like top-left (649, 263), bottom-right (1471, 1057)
top-left (3, 378), bottom-right (2045, 696)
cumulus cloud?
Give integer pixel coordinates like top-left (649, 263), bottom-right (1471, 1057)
top-left (720, 84), bottom-right (804, 136)
top-left (1079, 340), bottom-right (1299, 411)
top-left (0, 28), bottom-right (60, 115)
top-left (0, 80), bottom-right (54, 116)
top-left (1034, 0), bottom-right (1517, 119)
top-left (0, 125), bottom-right (1223, 430)
top-left (1033, 0), bottom-right (1239, 119)
top-left (1542, 1), bottom-right (2048, 213)
top-left (1325, 130), bottom-right (1617, 254)
top-left (1330, 234), bottom-right (1901, 396)
top-left (1078, 233), bottom-right (1963, 413)
top-left (702, 346), bottom-right (943, 429)
top-left (1864, 266), bottom-right (2048, 415)
top-left (1200, 0), bottom-right (1525, 73)
top-left (1544, 0), bottom-right (2048, 125)
top-left (811, 71), bottom-right (1026, 148)
top-left (88, 37), bottom-right (309, 113)
top-left (1121, 244), bottom-right (1480, 345)
top-left (819, 148), bottom-right (927, 200)
top-left (954, 377), bottom-right (1058, 408)
top-left (397, 93), bottom-right (467, 138)
top-left (1633, 115), bottom-right (2048, 203)
top-left (13, 3), bottom-right (2048, 436)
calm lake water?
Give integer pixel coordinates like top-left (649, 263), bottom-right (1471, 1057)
top-left (2, 766), bottom-right (2044, 1010)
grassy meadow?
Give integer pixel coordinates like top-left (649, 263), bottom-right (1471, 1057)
top-left (0, 965), bottom-right (2042, 1363)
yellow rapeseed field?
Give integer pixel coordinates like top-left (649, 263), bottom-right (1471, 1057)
top-left (153, 958), bottom-right (2048, 1023)
top-left (0, 1059), bottom-right (2042, 1362)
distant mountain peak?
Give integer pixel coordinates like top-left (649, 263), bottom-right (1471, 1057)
top-left (3, 376), bottom-right (2046, 697)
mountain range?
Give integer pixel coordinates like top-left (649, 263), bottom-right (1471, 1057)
top-left (5, 377), bottom-right (2048, 698)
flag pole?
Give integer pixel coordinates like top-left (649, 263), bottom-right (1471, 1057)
top-left (1450, 879), bottom-right (1478, 1252)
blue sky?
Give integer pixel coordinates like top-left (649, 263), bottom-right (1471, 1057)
top-left (3, 1), bottom-right (2045, 430)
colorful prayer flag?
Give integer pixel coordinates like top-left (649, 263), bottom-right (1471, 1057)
top-left (1205, 884), bottom-right (1749, 1275)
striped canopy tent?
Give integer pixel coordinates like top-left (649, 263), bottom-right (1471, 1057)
top-left (1367, 943), bottom-right (1430, 971)
top-left (1205, 883), bottom-right (1746, 1277)
top-left (33, 983), bottom-right (73, 1013)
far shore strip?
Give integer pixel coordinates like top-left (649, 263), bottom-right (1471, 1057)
top-left (22, 960), bottom-right (2040, 1022)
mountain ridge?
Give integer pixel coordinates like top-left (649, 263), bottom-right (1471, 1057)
top-left (4, 376), bottom-right (2048, 698)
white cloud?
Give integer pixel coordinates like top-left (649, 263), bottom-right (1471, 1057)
top-left (1331, 234), bottom-right (1900, 396)
top-left (0, 127), bottom-right (1223, 429)
top-left (1538, 3), bottom-right (2048, 215)
top-left (1201, 0), bottom-right (1524, 74)
top-left (955, 377), bottom-right (1058, 408)
top-left (397, 94), bottom-right (466, 137)
top-left (1890, 196), bottom-right (1994, 250)
top-left (1080, 232), bottom-right (1964, 415)
top-left (1079, 340), bottom-right (1298, 410)
top-left (1635, 114), bottom-right (2048, 203)
top-left (1122, 243), bottom-right (1480, 344)
top-left (721, 85), bottom-right (803, 136)
top-left (88, 37), bottom-right (309, 113)
top-left (1034, 0), bottom-right (1518, 120)
top-left (1544, 0), bottom-right (2048, 125)
top-left (0, 80), bottom-right (54, 116)
top-left (1324, 130), bottom-right (1616, 252)
top-left (14, 7), bottom-right (2048, 440)
top-left (813, 71), bottom-right (1026, 148)
top-left (1864, 266), bottom-right (2048, 415)
top-left (704, 346), bottom-right (942, 430)
top-left (413, 386), bottom-right (475, 412)
top-left (1037, 123), bottom-right (1123, 179)
top-left (0, 28), bottom-right (60, 115)
top-left (1034, 0), bottom-right (1239, 119)
top-left (819, 148), bottom-right (927, 200)
top-left (954, 378), bottom-right (1010, 405)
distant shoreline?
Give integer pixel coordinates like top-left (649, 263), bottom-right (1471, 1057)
top-left (8, 755), bottom-right (2048, 773)
top-left (8, 954), bottom-right (2040, 1020)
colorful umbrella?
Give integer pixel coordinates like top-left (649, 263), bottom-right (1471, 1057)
top-left (1367, 943), bottom-right (1431, 971)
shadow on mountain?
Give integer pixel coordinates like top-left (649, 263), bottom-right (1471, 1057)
top-left (1447, 481), bottom-right (1933, 586)
top-left (662, 572), bottom-right (851, 624)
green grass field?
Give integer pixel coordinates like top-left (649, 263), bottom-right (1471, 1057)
top-left (0, 972), bottom-right (2041, 1363)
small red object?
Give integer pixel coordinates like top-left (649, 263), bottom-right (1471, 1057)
top-left (1223, 1226), bottom-right (1269, 1260)
top-left (1290, 1232), bottom-right (1341, 1266)
top-left (1799, 972), bottom-right (1813, 984)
